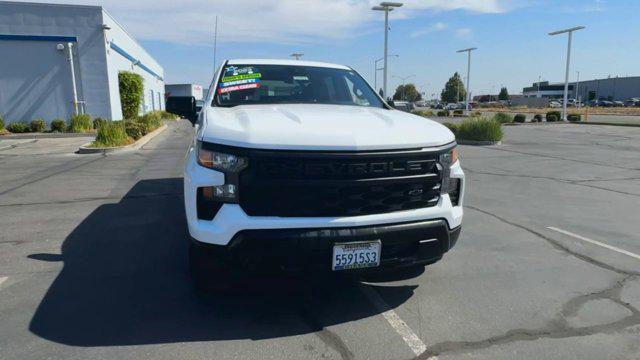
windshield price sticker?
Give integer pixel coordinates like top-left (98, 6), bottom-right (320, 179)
top-left (218, 82), bottom-right (261, 94)
top-left (220, 78), bottom-right (259, 88)
top-left (222, 73), bottom-right (262, 82)
top-left (222, 66), bottom-right (262, 83)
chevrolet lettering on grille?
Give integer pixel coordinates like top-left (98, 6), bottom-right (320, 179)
top-left (259, 159), bottom-right (434, 178)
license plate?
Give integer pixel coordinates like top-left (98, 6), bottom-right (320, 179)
top-left (332, 240), bottom-right (381, 271)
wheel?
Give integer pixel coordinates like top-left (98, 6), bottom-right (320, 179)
top-left (189, 241), bottom-right (232, 293)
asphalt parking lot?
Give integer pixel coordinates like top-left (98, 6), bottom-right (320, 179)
top-left (1, 120), bottom-right (639, 359)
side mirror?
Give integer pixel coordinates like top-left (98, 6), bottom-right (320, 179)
top-left (165, 96), bottom-right (197, 125)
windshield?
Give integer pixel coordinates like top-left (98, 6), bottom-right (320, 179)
top-left (213, 64), bottom-right (384, 108)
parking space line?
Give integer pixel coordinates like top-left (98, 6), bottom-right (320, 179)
top-left (547, 227), bottom-right (640, 261)
top-left (359, 284), bottom-right (428, 357)
top-left (0, 276), bottom-right (7, 287)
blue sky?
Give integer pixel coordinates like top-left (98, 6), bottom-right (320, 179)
top-left (25, 0), bottom-right (640, 98)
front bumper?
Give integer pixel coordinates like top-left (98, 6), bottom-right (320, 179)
top-left (191, 220), bottom-right (461, 270)
top-left (183, 144), bottom-right (465, 246)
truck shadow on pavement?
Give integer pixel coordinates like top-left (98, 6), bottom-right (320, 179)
top-left (28, 178), bottom-right (418, 346)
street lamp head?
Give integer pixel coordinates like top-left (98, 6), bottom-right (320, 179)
top-left (380, 2), bottom-right (403, 7)
top-left (548, 26), bottom-right (585, 36)
top-left (456, 47), bottom-right (477, 53)
top-left (371, 6), bottom-right (386, 10)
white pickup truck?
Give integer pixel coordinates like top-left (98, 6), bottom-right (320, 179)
top-left (183, 59), bottom-right (464, 290)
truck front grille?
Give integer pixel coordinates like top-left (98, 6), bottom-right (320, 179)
top-left (238, 148), bottom-right (445, 217)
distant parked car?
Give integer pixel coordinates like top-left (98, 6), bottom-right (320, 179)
top-left (612, 101), bottom-right (625, 107)
top-left (549, 101), bottom-right (562, 108)
top-left (390, 101), bottom-right (413, 112)
top-left (625, 98), bottom-right (640, 107)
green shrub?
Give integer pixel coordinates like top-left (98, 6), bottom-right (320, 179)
top-left (514, 114), bottom-right (526, 123)
top-left (51, 119), bottom-right (67, 132)
top-left (443, 122), bottom-right (458, 136)
top-left (492, 112), bottom-right (513, 124)
top-left (93, 121), bottom-right (131, 147)
top-left (437, 110), bottom-right (450, 117)
top-left (0, 115), bottom-right (4, 130)
top-left (456, 117), bottom-right (503, 141)
top-left (30, 119), bottom-right (46, 132)
top-left (138, 111), bottom-right (162, 132)
top-left (124, 120), bottom-right (147, 140)
top-left (546, 111), bottom-right (561, 121)
top-left (411, 109), bottom-right (435, 117)
top-left (470, 111), bottom-right (482, 117)
top-left (547, 114), bottom-right (559, 122)
top-left (533, 114), bottom-right (543, 122)
top-left (69, 114), bottom-right (92, 133)
top-left (118, 72), bottom-right (144, 119)
top-left (453, 109), bottom-right (464, 116)
top-left (157, 110), bottom-right (180, 120)
top-left (93, 117), bottom-right (108, 129)
top-left (567, 113), bottom-right (582, 122)
top-left (7, 122), bottom-right (30, 133)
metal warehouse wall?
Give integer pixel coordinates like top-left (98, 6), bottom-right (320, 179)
top-left (0, 1), bottom-right (165, 123)
top-left (102, 10), bottom-right (165, 120)
top-left (575, 77), bottom-right (640, 101)
top-left (0, 2), bottom-right (110, 123)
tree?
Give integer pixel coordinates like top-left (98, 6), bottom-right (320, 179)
top-left (498, 87), bottom-right (509, 101)
top-left (440, 72), bottom-right (466, 103)
top-left (118, 71), bottom-right (144, 119)
top-left (379, 88), bottom-right (384, 98)
top-left (393, 83), bottom-right (422, 102)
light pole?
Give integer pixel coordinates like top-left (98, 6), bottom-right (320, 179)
top-left (393, 74), bottom-right (414, 101)
top-left (549, 26), bottom-right (585, 120)
top-left (418, 83), bottom-right (428, 103)
top-left (575, 71), bottom-right (580, 105)
top-left (374, 54), bottom-right (399, 93)
top-left (456, 47), bottom-right (477, 112)
top-left (372, 2), bottom-right (403, 100)
top-left (290, 52), bottom-right (304, 60)
top-left (537, 75), bottom-right (542, 98)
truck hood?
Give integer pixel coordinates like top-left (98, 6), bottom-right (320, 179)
top-left (200, 104), bottom-right (455, 151)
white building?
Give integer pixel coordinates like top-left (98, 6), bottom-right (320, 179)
top-left (0, 1), bottom-right (165, 123)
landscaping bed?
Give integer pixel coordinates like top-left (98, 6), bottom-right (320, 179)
top-left (78, 123), bottom-right (167, 154)
top-left (443, 117), bottom-right (503, 145)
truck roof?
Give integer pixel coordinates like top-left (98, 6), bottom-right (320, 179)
top-left (226, 58), bottom-right (351, 70)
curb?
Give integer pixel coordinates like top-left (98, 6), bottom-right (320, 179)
top-left (77, 124), bottom-right (167, 154)
top-left (457, 140), bottom-right (502, 146)
top-left (1, 132), bottom-right (95, 139)
top-left (503, 121), bottom-right (567, 126)
top-left (570, 122), bottom-right (640, 128)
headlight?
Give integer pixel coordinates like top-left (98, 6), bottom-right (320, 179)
top-left (439, 147), bottom-right (458, 195)
top-left (197, 142), bottom-right (248, 172)
top-left (438, 147), bottom-right (458, 167)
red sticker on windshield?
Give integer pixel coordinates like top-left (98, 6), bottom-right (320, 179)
top-left (218, 82), bottom-right (260, 94)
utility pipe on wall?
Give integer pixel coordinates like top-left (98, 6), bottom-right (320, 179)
top-left (67, 42), bottom-right (80, 115)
